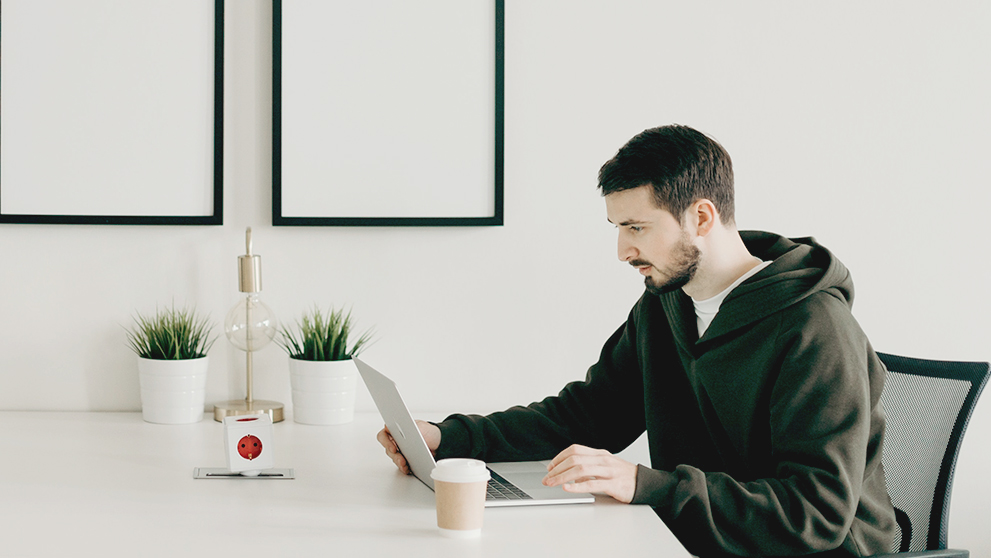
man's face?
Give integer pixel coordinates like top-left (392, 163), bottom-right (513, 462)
top-left (605, 185), bottom-right (700, 295)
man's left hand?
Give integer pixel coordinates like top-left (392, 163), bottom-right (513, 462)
top-left (542, 444), bottom-right (638, 504)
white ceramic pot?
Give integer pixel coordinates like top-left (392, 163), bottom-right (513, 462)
top-left (137, 356), bottom-right (209, 424)
top-left (288, 358), bottom-right (358, 425)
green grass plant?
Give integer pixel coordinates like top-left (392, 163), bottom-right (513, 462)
top-left (125, 304), bottom-right (216, 360)
top-left (278, 306), bottom-right (374, 361)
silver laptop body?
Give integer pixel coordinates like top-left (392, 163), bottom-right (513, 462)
top-left (355, 358), bottom-right (595, 507)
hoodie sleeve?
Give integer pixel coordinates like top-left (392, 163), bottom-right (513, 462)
top-left (630, 293), bottom-right (881, 557)
top-left (433, 302), bottom-right (648, 462)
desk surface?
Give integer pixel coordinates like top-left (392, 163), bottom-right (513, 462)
top-left (1, 411), bottom-right (690, 557)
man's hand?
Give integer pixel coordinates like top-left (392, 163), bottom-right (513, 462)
top-left (376, 420), bottom-right (441, 475)
top-left (542, 444), bottom-right (638, 504)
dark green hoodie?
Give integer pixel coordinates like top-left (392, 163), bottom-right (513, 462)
top-left (434, 231), bottom-right (895, 557)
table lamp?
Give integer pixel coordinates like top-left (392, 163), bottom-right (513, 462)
top-left (213, 227), bottom-right (284, 422)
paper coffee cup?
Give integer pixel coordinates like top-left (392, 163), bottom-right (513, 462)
top-left (430, 458), bottom-right (491, 538)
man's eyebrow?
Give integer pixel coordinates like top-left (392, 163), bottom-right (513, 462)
top-left (608, 218), bottom-right (649, 226)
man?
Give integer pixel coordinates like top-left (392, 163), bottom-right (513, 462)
top-left (378, 125), bottom-right (895, 557)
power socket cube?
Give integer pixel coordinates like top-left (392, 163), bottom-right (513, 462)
top-left (224, 414), bottom-right (274, 475)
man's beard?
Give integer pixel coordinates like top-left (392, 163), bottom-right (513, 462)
top-left (636, 235), bottom-right (701, 296)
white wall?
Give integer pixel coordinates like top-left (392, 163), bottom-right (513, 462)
top-left (1, 0), bottom-right (988, 553)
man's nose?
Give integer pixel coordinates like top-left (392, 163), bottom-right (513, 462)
top-left (617, 236), bottom-right (637, 262)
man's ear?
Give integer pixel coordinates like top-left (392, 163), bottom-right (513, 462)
top-left (686, 199), bottom-right (719, 237)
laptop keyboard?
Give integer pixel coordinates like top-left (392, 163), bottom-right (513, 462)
top-left (486, 469), bottom-right (533, 500)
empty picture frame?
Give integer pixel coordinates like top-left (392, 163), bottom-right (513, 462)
top-left (0, 0), bottom-right (224, 225)
top-left (273, 0), bottom-right (504, 226)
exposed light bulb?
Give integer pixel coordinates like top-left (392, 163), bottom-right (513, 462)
top-left (224, 294), bottom-right (277, 352)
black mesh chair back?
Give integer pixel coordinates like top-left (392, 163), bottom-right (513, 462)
top-left (876, 352), bottom-right (988, 555)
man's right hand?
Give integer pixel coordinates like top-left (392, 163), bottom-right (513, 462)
top-left (376, 420), bottom-right (441, 475)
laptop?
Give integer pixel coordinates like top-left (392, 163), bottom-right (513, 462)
top-left (354, 358), bottom-right (595, 507)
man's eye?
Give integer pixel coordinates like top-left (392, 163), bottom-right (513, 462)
top-left (630, 226), bottom-right (643, 232)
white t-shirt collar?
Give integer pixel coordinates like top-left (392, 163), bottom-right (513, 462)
top-left (693, 259), bottom-right (772, 337)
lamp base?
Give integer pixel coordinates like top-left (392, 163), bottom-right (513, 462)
top-left (213, 399), bottom-right (284, 423)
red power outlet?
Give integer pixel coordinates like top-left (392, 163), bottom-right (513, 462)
top-left (237, 435), bottom-right (263, 460)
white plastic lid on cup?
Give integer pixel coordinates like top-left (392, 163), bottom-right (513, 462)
top-left (430, 458), bottom-right (491, 483)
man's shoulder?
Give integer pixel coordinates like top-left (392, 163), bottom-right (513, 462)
top-left (774, 289), bottom-right (870, 352)
top-left (779, 288), bottom-right (856, 322)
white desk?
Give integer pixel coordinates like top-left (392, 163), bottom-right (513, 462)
top-left (0, 412), bottom-right (691, 557)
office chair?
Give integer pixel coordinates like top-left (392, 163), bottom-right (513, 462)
top-left (871, 352), bottom-right (989, 558)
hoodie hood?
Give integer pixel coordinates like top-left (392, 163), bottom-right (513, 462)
top-left (660, 230), bottom-right (855, 345)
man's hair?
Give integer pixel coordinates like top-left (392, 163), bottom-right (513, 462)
top-left (597, 125), bottom-right (735, 225)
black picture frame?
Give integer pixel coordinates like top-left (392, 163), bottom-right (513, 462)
top-left (272, 0), bottom-right (504, 227)
top-left (0, 0), bottom-right (224, 226)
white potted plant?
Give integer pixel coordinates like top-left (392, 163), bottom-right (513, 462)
top-left (125, 304), bottom-right (216, 424)
top-left (277, 306), bottom-right (374, 425)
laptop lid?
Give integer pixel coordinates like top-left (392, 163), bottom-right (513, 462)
top-left (355, 357), bottom-right (439, 490)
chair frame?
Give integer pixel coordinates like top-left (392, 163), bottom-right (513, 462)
top-left (874, 352), bottom-right (989, 557)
